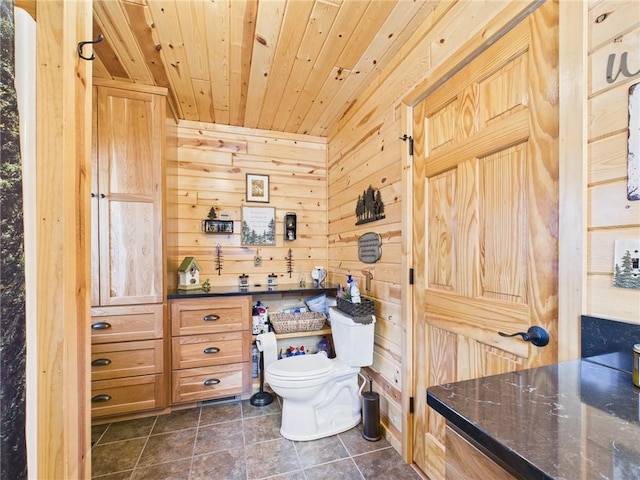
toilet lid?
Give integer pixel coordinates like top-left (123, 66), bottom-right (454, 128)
top-left (268, 353), bottom-right (333, 379)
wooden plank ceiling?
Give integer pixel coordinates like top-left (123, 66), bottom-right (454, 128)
top-left (92, 0), bottom-right (441, 137)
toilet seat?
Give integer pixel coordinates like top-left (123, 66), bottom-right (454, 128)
top-left (267, 353), bottom-right (333, 380)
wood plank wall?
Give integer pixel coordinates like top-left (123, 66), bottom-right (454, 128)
top-left (586, 0), bottom-right (640, 323)
top-left (165, 121), bottom-right (328, 291)
top-left (325, 0), bottom-right (536, 457)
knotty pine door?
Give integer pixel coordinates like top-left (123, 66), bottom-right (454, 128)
top-left (410, 3), bottom-right (559, 478)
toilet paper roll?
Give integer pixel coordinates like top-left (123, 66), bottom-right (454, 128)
top-left (255, 332), bottom-right (278, 368)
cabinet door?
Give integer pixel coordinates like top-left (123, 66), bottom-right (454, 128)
top-left (445, 426), bottom-right (516, 480)
top-left (92, 85), bottom-right (165, 306)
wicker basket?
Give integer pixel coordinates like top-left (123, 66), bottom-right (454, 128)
top-left (336, 296), bottom-right (375, 317)
top-left (269, 312), bottom-right (327, 334)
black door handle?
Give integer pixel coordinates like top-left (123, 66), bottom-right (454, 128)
top-left (498, 326), bottom-right (549, 347)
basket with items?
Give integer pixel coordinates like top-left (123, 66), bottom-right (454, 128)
top-left (335, 274), bottom-right (375, 323)
top-left (336, 296), bottom-right (375, 317)
top-left (269, 311), bottom-right (327, 334)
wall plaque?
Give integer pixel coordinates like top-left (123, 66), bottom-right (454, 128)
top-left (358, 232), bottom-right (382, 263)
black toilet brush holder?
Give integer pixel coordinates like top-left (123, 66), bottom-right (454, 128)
top-left (250, 350), bottom-right (273, 407)
top-left (362, 376), bottom-right (381, 441)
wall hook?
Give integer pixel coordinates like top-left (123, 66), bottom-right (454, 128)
top-left (78, 34), bottom-right (104, 61)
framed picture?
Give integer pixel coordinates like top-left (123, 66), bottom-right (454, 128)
top-left (241, 206), bottom-right (276, 246)
top-left (246, 173), bottom-right (270, 203)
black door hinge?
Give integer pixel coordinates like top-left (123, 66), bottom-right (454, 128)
top-left (409, 268), bottom-right (414, 285)
top-left (400, 134), bottom-right (414, 156)
top-left (409, 396), bottom-right (414, 414)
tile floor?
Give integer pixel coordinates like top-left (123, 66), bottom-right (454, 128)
top-left (91, 395), bottom-right (424, 480)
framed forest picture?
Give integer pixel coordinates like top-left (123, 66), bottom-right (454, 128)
top-left (241, 206), bottom-right (275, 246)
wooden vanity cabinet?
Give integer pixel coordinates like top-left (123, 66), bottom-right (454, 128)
top-left (90, 81), bottom-right (168, 420)
top-left (445, 425), bottom-right (517, 480)
top-left (170, 297), bottom-right (252, 404)
top-left (89, 305), bottom-right (166, 418)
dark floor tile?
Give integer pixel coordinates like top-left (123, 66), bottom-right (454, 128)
top-left (339, 423), bottom-right (390, 456)
top-left (243, 413), bottom-right (283, 444)
top-left (92, 424), bottom-right (109, 447)
top-left (99, 416), bottom-right (156, 444)
top-left (130, 458), bottom-right (191, 480)
top-left (91, 438), bottom-right (146, 477)
top-left (241, 395), bottom-right (281, 418)
top-left (137, 428), bottom-right (196, 467)
top-left (352, 447), bottom-right (422, 480)
top-left (194, 420), bottom-right (244, 456)
top-left (190, 448), bottom-right (246, 480)
top-left (294, 435), bottom-right (349, 469)
top-left (304, 458), bottom-right (364, 480)
top-left (199, 401), bottom-right (242, 426)
top-left (245, 438), bottom-right (300, 479)
top-left (152, 408), bottom-right (200, 434)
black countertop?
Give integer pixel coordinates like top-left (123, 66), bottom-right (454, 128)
top-left (167, 283), bottom-right (337, 299)
top-left (427, 360), bottom-right (640, 480)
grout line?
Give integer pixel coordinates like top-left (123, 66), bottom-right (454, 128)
top-left (129, 415), bottom-right (158, 475)
top-left (186, 407), bottom-right (202, 480)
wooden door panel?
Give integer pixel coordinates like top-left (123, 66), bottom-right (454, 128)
top-left (425, 110), bottom-right (530, 178)
top-left (412, 3), bottom-right (558, 478)
top-left (479, 54), bottom-right (528, 126)
top-left (480, 145), bottom-right (527, 302)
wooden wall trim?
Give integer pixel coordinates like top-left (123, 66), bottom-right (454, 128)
top-left (400, 104), bottom-right (413, 464)
top-left (92, 78), bottom-right (168, 96)
top-left (558, 0), bottom-right (587, 361)
top-left (36, 0), bottom-right (92, 477)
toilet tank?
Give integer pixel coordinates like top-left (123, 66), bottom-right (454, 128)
top-left (328, 307), bottom-right (375, 366)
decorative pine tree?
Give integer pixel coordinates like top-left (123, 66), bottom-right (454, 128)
top-left (215, 244), bottom-right (223, 275)
top-left (613, 249), bottom-right (640, 289)
top-left (286, 248), bottom-right (294, 278)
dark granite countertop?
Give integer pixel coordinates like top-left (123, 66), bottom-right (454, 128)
top-left (167, 283), bottom-right (337, 299)
top-left (427, 360), bottom-right (640, 480)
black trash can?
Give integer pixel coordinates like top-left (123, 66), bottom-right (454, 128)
top-left (362, 377), bottom-right (381, 441)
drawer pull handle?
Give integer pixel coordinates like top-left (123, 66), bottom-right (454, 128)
top-left (91, 321), bottom-right (112, 330)
top-left (204, 378), bottom-right (220, 386)
top-left (91, 358), bottom-right (112, 367)
top-left (203, 314), bottom-right (220, 322)
top-left (203, 347), bottom-right (220, 354)
top-left (91, 394), bottom-right (112, 403)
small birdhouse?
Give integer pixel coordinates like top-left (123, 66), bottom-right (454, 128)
top-left (177, 256), bottom-right (203, 291)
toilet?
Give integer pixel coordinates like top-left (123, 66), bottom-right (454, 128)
top-left (265, 307), bottom-right (376, 441)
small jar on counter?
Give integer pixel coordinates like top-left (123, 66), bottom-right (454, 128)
top-left (633, 344), bottom-right (640, 388)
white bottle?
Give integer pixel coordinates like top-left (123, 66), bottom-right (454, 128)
top-left (350, 280), bottom-right (362, 304)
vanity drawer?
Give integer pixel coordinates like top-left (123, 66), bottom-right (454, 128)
top-left (91, 339), bottom-right (163, 381)
top-left (90, 304), bottom-right (164, 343)
top-left (91, 374), bottom-right (165, 418)
top-left (171, 363), bottom-right (250, 404)
top-left (172, 331), bottom-right (251, 370)
top-left (170, 297), bottom-right (251, 336)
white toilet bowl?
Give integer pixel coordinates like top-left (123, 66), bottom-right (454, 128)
top-left (264, 307), bottom-right (375, 441)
